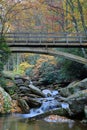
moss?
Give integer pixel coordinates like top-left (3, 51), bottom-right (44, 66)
top-left (0, 87), bottom-right (12, 113)
top-left (79, 93), bottom-right (84, 97)
top-left (0, 36), bottom-right (10, 89)
top-left (3, 92), bottom-right (12, 113)
top-left (69, 87), bottom-right (74, 94)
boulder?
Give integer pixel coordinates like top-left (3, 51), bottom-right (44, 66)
top-left (14, 75), bottom-right (30, 86)
top-left (59, 79), bottom-right (87, 97)
top-left (27, 108), bottom-right (69, 121)
top-left (14, 78), bottom-right (24, 86)
top-left (27, 94), bottom-right (41, 98)
top-left (19, 86), bottom-right (30, 93)
top-left (29, 83), bottom-right (45, 97)
top-left (0, 86), bottom-right (12, 113)
top-left (21, 76), bottom-right (30, 82)
top-left (44, 115), bottom-right (74, 123)
top-left (4, 79), bottom-right (17, 95)
top-left (84, 105), bottom-right (87, 119)
top-left (18, 99), bottom-right (30, 113)
top-left (25, 97), bottom-right (42, 108)
top-left (14, 75), bottom-right (22, 80)
top-left (65, 89), bottom-right (87, 117)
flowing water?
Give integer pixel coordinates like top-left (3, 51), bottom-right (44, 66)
top-left (0, 89), bottom-right (87, 130)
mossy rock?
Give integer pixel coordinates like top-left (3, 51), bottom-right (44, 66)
top-left (0, 86), bottom-right (12, 114)
top-left (65, 89), bottom-right (87, 115)
top-left (4, 79), bottom-right (18, 95)
top-left (59, 78), bottom-right (87, 97)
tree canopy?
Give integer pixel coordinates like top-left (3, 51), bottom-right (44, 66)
top-left (0, 0), bottom-right (87, 33)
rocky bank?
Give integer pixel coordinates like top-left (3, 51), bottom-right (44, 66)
top-left (0, 75), bottom-right (87, 123)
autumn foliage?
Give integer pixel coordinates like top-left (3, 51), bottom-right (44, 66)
top-left (0, 0), bottom-right (87, 34)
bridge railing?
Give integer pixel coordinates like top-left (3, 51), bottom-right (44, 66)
top-left (4, 32), bottom-right (87, 44)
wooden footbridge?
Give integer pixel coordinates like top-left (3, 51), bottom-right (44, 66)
top-left (1, 32), bottom-right (87, 65)
top-left (6, 32), bottom-right (87, 48)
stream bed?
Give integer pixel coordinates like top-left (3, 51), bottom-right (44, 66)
top-left (0, 87), bottom-right (87, 130)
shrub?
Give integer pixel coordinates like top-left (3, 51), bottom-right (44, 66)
top-left (0, 36), bottom-right (10, 87)
top-left (38, 62), bottom-right (59, 84)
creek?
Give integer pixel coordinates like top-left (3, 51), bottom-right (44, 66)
top-left (15, 89), bottom-right (69, 119)
top-left (0, 82), bottom-right (87, 130)
top-left (0, 114), bottom-right (87, 130)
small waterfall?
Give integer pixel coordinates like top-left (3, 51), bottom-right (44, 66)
top-left (42, 89), bottom-right (59, 97)
top-left (15, 88), bottom-right (60, 118)
top-left (61, 103), bottom-right (69, 109)
top-left (15, 82), bottom-right (69, 119)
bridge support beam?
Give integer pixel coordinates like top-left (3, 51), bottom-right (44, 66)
top-left (10, 47), bottom-right (87, 65)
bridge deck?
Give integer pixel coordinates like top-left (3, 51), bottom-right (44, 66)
top-left (4, 32), bottom-right (87, 48)
top-left (1, 32), bottom-right (87, 64)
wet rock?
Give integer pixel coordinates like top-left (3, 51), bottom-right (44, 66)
top-left (42, 89), bottom-right (52, 97)
top-left (19, 86), bottom-right (30, 93)
top-left (28, 94), bottom-right (41, 98)
top-left (21, 76), bottom-right (30, 82)
top-left (14, 75), bottom-right (22, 80)
top-left (44, 115), bottom-right (74, 123)
top-left (59, 79), bottom-right (87, 97)
top-left (24, 80), bottom-right (30, 86)
top-left (29, 83), bottom-right (45, 97)
top-left (81, 119), bottom-right (87, 124)
top-left (25, 97), bottom-right (42, 108)
top-left (14, 79), bottom-right (24, 86)
top-left (14, 75), bottom-right (30, 86)
top-left (84, 105), bottom-right (87, 119)
top-left (18, 99), bottom-right (30, 113)
top-left (65, 89), bottom-right (87, 117)
top-left (27, 108), bottom-right (69, 121)
top-left (32, 81), bottom-right (42, 86)
top-left (55, 95), bottom-right (66, 102)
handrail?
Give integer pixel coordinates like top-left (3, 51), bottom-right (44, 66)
top-left (5, 32), bottom-right (87, 39)
top-left (2, 32), bottom-right (87, 47)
